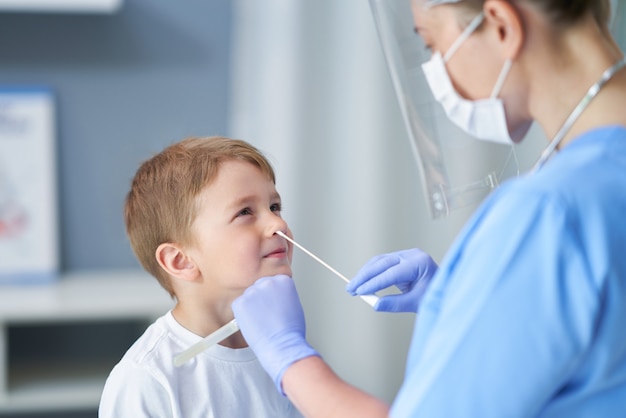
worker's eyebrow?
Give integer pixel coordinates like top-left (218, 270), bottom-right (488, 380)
top-left (414, 24), bottom-right (429, 37)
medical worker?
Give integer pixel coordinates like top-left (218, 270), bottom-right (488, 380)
top-left (232, 0), bottom-right (626, 416)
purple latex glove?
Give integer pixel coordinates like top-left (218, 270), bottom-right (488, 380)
top-left (232, 275), bottom-right (319, 394)
top-left (346, 248), bottom-right (438, 313)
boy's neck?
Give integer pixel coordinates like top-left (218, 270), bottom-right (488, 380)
top-left (172, 302), bottom-right (248, 349)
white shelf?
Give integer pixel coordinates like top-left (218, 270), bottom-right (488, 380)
top-left (0, 270), bottom-right (175, 413)
top-left (0, 270), bottom-right (174, 323)
top-left (0, 0), bottom-right (122, 13)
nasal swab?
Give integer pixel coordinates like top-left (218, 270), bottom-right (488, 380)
top-left (275, 231), bottom-right (379, 308)
top-left (173, 231), bottom-right (378, 367)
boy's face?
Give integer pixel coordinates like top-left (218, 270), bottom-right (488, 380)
top-left (184, 159), bottom-right (293, 299)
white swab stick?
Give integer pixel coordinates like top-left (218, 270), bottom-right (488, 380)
top-left (174, 318), bottom-right (239, 367)
top-left (276, 231), bottom-right (350, 283)
top-left (276, 231), bottom-right (378, 308)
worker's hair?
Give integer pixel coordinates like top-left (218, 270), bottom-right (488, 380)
top-left (124, 136), bottom-right (276, 296)
top-left (454, 0), bottom-right (611, 30)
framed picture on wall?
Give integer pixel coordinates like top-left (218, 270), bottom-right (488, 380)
top-left (0, 87), bottom-right (58, 285)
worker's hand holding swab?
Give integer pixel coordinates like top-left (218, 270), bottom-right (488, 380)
top-left (232, 275), bottom-right (320, 394)
top-left (346, 248), bottom-right (438, 313)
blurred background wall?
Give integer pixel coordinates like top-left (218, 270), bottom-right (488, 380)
top-left (0, 1), bottom-right (232, 417)
top-left (0, 0), bottom-right (232, 272)
top-left (0, 0), bottom-right (624, 416)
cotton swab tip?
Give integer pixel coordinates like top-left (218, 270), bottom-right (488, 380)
top-left (359, 294), bottom-right (379, 308)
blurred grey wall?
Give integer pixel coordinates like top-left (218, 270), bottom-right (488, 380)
top-left (0, 0), bottom-right (232, 272)
top-left (0, 2), bottom-right (231, 417)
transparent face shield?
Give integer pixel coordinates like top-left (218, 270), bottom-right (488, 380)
top-left (369, 0), bottom-right (520, 218)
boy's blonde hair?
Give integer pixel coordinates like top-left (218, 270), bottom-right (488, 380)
top-left (124, 136), bottom-right (276, 296)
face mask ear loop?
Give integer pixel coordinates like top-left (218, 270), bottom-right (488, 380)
top-left (443, 12), bottom-right (485, 62)
top-left (490, 59), bottom-right (513, 99)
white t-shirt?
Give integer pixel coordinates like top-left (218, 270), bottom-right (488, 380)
top-left (99, 311), bottom-right (303, 418)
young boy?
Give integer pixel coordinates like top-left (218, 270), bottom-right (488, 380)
top-left (99, 136), bottom-right (302, 417)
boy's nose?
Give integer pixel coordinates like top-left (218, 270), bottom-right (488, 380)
top-left (266, 213), bottom-right (288, 237)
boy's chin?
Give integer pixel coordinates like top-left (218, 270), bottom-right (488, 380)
top-left (265, 266), bottom-right (292, 279)
top-left (277, 266), bottom-right (293, 278)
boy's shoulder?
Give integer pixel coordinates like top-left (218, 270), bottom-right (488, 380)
top-left (118, 312), bottom-right (175, 368)
top-left (99, 312), bottom-right (178, 417)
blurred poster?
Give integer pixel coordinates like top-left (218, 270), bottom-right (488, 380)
top-left (0, 88), bottom-right (58, 285)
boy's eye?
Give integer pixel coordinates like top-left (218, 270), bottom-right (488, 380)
top-left (237, 207), bottom-right (253, 217)
top-left (270, 203), bottom-right (282, 213)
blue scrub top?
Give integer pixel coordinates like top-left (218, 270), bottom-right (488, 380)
top-left (391, 126), bottom-right (626, 417)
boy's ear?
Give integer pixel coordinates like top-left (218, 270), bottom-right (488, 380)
top-left (155, 243), bottom-right (199, 281)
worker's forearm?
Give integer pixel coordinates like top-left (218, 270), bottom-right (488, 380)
top-left (282, 356), bottom-right (390, 418)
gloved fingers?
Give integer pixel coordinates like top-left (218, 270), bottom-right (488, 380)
top-left (409, 250), bottom-right (439, 278)
top-left (354, 265), bottom-right (413, 295)
top-left (234, 274), bottom-right (288, 302)
top-left (350, 260), bottom-right (421, 296)
top-left (233, 274), bottom-right (302, 335)
top-left (346, 253), bottom-right (401, 294)
top-left (374, 291), bottom-right (419, 313)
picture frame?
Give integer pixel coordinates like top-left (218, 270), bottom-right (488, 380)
top-left (0, 88), bottom-right (58, 285)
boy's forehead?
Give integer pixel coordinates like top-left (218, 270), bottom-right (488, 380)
top-left (197, 159), bottom-right (278, 205)
top-left (200, 159), bottom-right (271, 188)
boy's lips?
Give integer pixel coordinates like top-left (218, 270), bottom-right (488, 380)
top-left (264, 247), bottom-right (288, 258)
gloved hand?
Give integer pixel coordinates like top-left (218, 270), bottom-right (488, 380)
top-left (346, 248), bottom-right (438, 313)
top-left (232, 274), bottom-right (319, 394)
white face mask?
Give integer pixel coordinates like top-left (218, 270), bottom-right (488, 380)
top-left (421, 13), bottom-right (514, 144)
